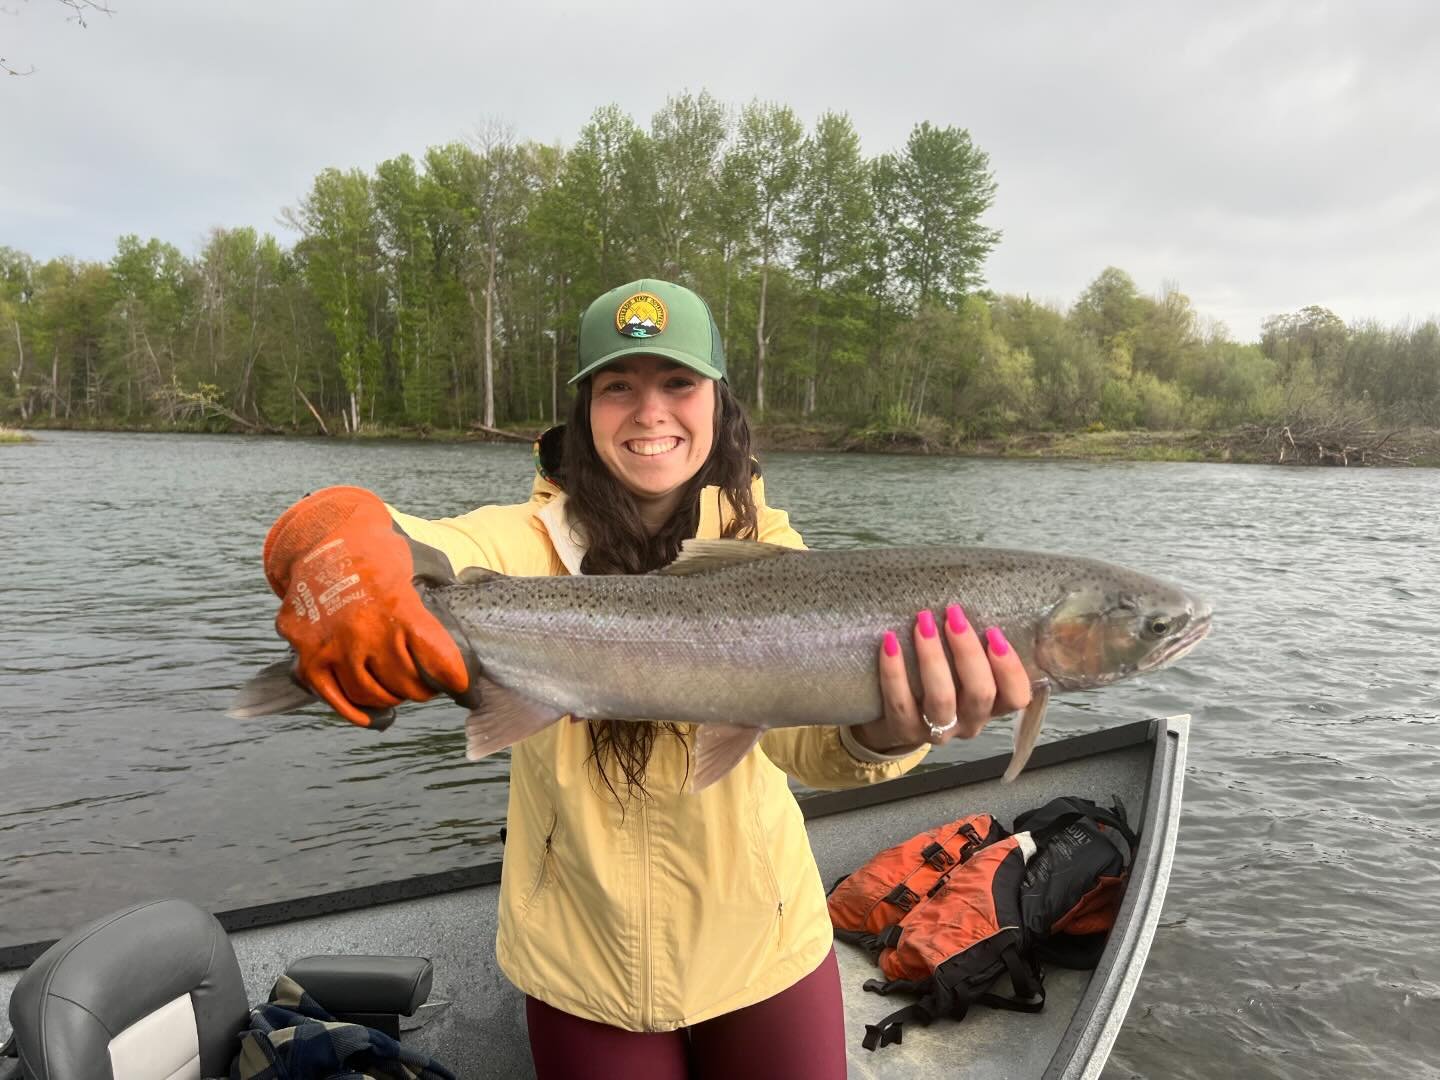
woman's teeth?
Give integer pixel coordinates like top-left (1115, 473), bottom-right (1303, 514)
top-left (626, 437), bottom-right (682, 457)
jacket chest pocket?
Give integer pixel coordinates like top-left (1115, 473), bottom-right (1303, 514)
top-left (521, 808), bottom-right (560, 917)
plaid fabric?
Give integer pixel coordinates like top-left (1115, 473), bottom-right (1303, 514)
top-left (231, 975), bottom-right (454, 1080)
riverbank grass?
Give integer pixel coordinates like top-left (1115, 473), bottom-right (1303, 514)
top-left (0, 426), bottom-right (34, 443)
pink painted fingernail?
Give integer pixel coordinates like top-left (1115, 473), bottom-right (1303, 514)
top-left (917, 609), bottom-right (937, 639)
top-left (883, 631), bottom-right (900, 657)
top-left (985, 627), bottom-right (1010, 656)
top-left (946, 604), bottom-right (968, 635)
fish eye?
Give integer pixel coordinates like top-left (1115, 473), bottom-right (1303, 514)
top-left (1147, 617), bottom-right (1171, 637)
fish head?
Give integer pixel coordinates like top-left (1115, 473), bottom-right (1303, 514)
top-left (1033, 568), bottom-right (1211, 690)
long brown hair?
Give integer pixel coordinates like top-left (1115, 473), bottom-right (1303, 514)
top-left (557, 376), bottom-right (759, 802)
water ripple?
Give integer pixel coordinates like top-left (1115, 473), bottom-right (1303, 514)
top-left (4, 434), bottom-right (1439, 1074)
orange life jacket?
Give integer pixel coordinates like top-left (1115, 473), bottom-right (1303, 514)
top-left (827, 797), bottom-right (1137, 1051)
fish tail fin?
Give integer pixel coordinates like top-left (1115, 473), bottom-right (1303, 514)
top-left (464, 676), bottom-right (565, 760)
top-left (227, 657), bottom-right (397, 728)
top-left (688, 724), bottom-right (765, 793)
top-left (1003, 679), bottom-right (1052, 783)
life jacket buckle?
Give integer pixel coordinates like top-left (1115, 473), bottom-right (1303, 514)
top-left (921, 841), bottom-right (955, 871)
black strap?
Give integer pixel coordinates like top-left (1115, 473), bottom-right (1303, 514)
top-left (863, 1001), bottom-right (945, 1051)
top-left (861, 945), bottom-right (1046, 1050)
top-left (999, 944), bottom-right (1046, 1006)
top-left (833, 927), bottom-right (887, 956)
top-left (862, 976), bottom-right (929, 997)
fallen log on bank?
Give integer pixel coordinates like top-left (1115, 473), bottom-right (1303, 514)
top-left (469, 422), bottom-right (537, 443)
top-left (1232, 420), bottom-right (1413, 466)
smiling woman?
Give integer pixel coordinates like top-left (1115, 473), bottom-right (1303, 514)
top-left (245, 276), bottom-right (1033, 1080)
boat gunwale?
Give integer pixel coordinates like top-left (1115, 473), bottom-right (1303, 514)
top-left (1043, 714), bottom-right (1188, 1079)
top-left (0, 719), bottom-right (1165, 973)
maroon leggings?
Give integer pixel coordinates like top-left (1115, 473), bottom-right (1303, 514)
top-left (525, 950), bottom-right (847, 1080)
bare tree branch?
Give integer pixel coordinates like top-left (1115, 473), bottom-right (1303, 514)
top-left (56, 0), bottom-right (116, 28)
top-left (3, 0), bottom-right (116, 76)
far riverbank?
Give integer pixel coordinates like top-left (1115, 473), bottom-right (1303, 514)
top-left (8, 419), bottom-right (1437, 467)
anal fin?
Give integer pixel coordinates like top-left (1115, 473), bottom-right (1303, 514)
top-left (464, 676), bottom-right (566, 760)
top-left (690, 723), bottom-right (765, 792)
top-left (1003, 679), bottom-right (1051, 783)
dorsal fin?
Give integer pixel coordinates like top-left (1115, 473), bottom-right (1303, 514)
top-left (656, 538), bottom-right (799, 576)
top-left (457, 565), bottom-right (502, 585)
top-left (404, 535), bottom-right (504, 587)
top-left (405, 535), bottom-right (458, 586)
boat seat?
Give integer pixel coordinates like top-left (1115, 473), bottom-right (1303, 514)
top-left (5, 899), bottom-right (439, 1080)
top-left (6, 898), bottom-right (249, 1080)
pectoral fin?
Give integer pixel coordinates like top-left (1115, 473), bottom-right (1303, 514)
top-left (1003, 679), bottom-right (1051, 783)
top-left (464, 676), bottom-right (566, 760)
top-left (227, 659), bottom-right (319, 718)
top-left (690, 724), bottom-right (765, 793)
top-left (227, 657), bottom-right (395, 729)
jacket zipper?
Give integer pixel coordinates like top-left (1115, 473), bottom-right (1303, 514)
top-left (524, 814), bottom-right (557, 914)
top-left (751, 798), bottom-right (784, 940)
top-left (639, 796), bottom-right (653, 1029)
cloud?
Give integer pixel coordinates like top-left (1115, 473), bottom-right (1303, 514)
top-left (3, 0), bottom-right (1437, 339)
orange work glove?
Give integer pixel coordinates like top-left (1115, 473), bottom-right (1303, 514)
top-left (262, 485), bottom-right (470, 727)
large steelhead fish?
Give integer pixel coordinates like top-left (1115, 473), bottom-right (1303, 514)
top-left (232, 539), bottom-right (1211, 791)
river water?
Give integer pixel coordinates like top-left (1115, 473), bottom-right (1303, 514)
top-left (1, 431), bottom-right (1437, 1077)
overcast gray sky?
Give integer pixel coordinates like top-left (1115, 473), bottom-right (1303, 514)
top-left (4, 0), bottom-right (1436, 340)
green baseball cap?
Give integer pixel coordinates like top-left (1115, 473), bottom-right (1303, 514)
top-left (571, 278), bottom-right (727, 385)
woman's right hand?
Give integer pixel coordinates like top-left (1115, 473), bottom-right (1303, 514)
top-left (264, 486), bottom-right (469, 726)
top-left (850, 604), bottom-right (1033, 754)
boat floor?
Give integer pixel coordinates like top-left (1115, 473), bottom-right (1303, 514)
top-left (1, 729), bottom-right (1169, 1079)
top-left (243, 741), bottom-right (1154, 1078)
top-left (818, 741), bottom-right (1153, 1079)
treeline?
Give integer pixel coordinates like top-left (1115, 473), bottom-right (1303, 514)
top-left (1, 92), bottom-right (1437, 436)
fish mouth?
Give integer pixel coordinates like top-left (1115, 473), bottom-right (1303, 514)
top-left (1142, 609), bottom-right (1212, 672)
top-left (624, 435), bottom-right (684, 458)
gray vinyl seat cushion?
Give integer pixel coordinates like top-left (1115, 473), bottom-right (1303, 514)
top-left (7, 899), bottom-right (249, 1080)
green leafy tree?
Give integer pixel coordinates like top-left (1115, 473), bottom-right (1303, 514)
top-left (643, 91), bottom-right (729, 280)
top-left (1071, 267), bottom-right (1146, 378)
top-left (992, 294), bottom-right (1106, 426)
top-left (894, 122), bottom-right (999, 308)
top-left (729, 101), bottom-right (804, 413)
top-left (564, 105), bottom-right (645, 294)
top-left (1260, 305), bottom-right (1347, 383)
top-left (793, 111), bottom-right (872, 414)
top-left (375, 154), bottom-right (444, 425)
top-left (1131, 283), bottom-right (1203, 384)
top-left (464, 126), bottom-right (533, 429)
top-left (0, 248), bottom-right (39, 420)
top-left (106, 236), bottom-right (187, 418)
top-left (288, 167), bottom-right (384, 432)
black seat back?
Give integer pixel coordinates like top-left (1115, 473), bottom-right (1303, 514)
top-left (7, 899), bottom-right (248, 1080)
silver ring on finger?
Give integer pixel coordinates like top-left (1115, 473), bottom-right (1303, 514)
top-left (923, 713), bottom-right (958, 742)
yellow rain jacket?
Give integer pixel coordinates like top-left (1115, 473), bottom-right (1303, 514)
top-left (389, 471), bottom-right (928, 1032)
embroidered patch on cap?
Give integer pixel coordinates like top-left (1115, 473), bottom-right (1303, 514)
top-left (615, 292), bottom-right (667, 339)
